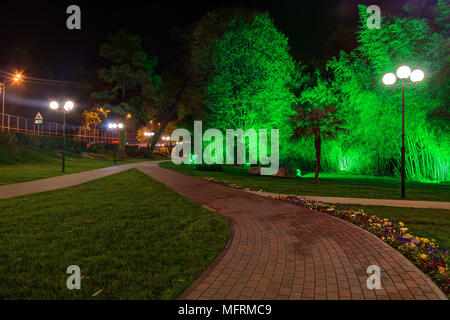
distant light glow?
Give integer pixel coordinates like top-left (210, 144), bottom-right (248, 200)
top-left (49, 101), bottom-right (59, 110)
top-left (64, 101), bottom-right (74, 111)
top-left (118, 123), bottom-right (124, 129)
top-left (13, 73), bottom-right (22, 82)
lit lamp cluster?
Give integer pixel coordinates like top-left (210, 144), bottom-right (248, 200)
top-left (108, 122), bottom-right (124, 129)
top-left (49, 100), bottom-right (74, 112)
top-left (382, 66), bottom-right (424, 86)
top-left (159, 136), bottom-right (171, 147)
top-left (107, 122), bottom-right (125, 164)
top-left (49, 100), bottom-right (75, 172)
top-left (382, 66), bottom-right (425, 199)
top-left (144, 134), bottom-right (172, 147)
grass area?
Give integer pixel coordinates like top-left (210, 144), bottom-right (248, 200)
top-left (335, 204), bottom-right (450, 249)
top-left (0, 169), bottom-right (228, 299)
top-left (0, 144), bottom-right (165, 185)
top-left (159, 162), bottom-right (450, 202)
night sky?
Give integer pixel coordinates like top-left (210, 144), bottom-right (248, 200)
top-left (0, 0), bottom-right (411, 120)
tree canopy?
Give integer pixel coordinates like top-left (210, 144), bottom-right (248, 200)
top-left (91, 29), bottom-right (161, 123)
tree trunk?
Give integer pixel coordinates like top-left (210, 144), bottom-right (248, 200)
top-left (148, 105), bottom-right (177, 159)
top-left (313, 134), bottom-right (321, 184)
top-left (148, 121), bottom-right (168, 159)
top-left (118, 129), bottom-right (126, 161)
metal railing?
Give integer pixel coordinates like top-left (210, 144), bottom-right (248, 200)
top-left (0, 112), bottom-right (136, 144)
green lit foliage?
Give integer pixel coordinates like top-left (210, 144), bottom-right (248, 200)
top-left (204, 12), bottom-right (296, 160)
top-left (312, 4), bottom-right (450, 182)
top-left (292, 73), bottom-right (349, 184)
top-left (177, 7), bottom-right (256, 131)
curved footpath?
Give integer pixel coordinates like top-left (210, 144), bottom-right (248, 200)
top-left (0, 161), bottom-right (447, 300)
top-left (138, 162), bottom-right (447, 300)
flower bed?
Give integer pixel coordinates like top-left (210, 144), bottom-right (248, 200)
top-left (202, 177), bottom-right (449, 297)
top-left (271, 194), bottom-right (449, 297)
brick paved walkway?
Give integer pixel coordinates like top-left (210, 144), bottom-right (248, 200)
top-left (138, 162), bottom-right (447, 300)
top-left (0, 163), bottom-right (142, 199)
top-left (1, 161), bottom-right (446, 299)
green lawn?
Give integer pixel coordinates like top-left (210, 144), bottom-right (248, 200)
top-left (0, 169), bottom-right (228, 299)
top-left (0, 144), bottom-right (164, 185)
top-left (159, 162), bottom-right (450, 202)
top-left (335, 204), bottom-right (450, 249)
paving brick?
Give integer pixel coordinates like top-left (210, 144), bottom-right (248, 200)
top-left (138, 163), bottom-right (448, 301)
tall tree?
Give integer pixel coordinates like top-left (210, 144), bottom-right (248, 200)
top-left (145, 72), bottom-right (185, 158)
top-left (292, 72), bottom-right (348, 184)
top-left (91, 29), bottom-right (161, 159)
top-left (174, 7), bottom-right (257, 130)
top-left (202, 11), bottom-right (297, 160)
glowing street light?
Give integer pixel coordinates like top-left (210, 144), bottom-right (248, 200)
top-left (49, 101), bottom-right (59, 110)
top-left (410, 69), bottom-right (424, 82)
top-left (49, 100), bottom-right (75, 172)
top-left (64, 101), bottom-right (74, 111)
top-left (107, 121), bottom-right (124, 164)
top-left (1, 72), bottom-right (23, 132)
top-left (382, 73), bottom-right (396, 86)
top-left (383, 65), bottom-right (425, 199)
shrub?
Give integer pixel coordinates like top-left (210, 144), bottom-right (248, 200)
top-left (195, 164), bottom-right (223, 171)
top-left (0, 132), bottom-right (87, 152)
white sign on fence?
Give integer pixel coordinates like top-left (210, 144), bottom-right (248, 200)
top-left (34, 112), bottom-right (44, 124)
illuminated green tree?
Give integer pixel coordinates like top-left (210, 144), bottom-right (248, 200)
top-left (313, 3), bottom-right (450, 182)
top-left (293, 71), bottom-right (348, 184)
top-left (204, 12), bottom-right (296, 159)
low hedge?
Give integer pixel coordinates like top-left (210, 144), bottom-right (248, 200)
top-left (195, 164), bottom-right (223, 171)
top-left (0, 132), bottom-right (87, 152)
top-left (88, 143), bottom-right (116, 152)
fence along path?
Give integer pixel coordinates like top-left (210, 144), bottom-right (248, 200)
top-left (0, 112), bottom-right (138, 144)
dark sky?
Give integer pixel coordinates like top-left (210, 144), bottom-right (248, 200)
top-left (0, 0), bottom-right (412, 120)
top-left (1, 0), bottom-right (412, 79)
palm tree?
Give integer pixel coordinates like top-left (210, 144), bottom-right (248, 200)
top-left (292, 105), bottom-right (348, 184)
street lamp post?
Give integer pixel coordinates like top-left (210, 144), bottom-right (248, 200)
top-left (1, 73), bottom-right (22, 131)
top-left (1, 78), bottom-right (5, 132)
top-left (108, 122), bottom-right (124, 164)
top-left (383, 66), bottom-right (424, 199)
top-left (49, 100), bottom-right (75, 172)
